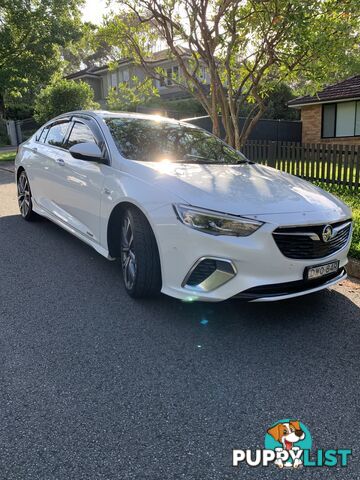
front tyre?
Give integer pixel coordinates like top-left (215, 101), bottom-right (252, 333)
top-left (17, 171), bottom-right (38, 221)
top-left (120, 207), bottom-right (161, 298)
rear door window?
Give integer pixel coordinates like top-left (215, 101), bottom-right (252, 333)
top-left (37, 127), bottom-right (49, 143)
top-left (45, 121), bottom-right (70, 147)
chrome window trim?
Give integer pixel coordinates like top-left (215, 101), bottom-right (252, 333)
top-left (272, 218), bottom-right (352, 229)
top-left (273, 231), bottom-right (321, 241)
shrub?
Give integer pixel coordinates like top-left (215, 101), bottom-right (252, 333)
top-left (34, 79), bottom-right (100, 123)
top-left (0, 121), bottom-right (10, 146)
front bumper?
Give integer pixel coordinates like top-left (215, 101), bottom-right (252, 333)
top-left (151, 205), bottom-right (351, 302)
top-left (233, 268), bottom-right (347, 302)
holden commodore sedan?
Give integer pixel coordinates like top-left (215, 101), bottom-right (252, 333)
top-left (15, 111), bottom-right (352, 301)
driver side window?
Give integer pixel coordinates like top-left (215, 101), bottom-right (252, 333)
top-left (66, 122), bottom-right (97, 149)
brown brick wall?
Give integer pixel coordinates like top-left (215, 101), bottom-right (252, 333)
top-left (301, 104), bottom-right (360, 145)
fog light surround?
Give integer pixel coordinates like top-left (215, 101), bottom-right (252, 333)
top-left (182, 257), bottom-right (236, 292)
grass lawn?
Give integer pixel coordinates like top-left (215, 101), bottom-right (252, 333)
top-left (0, 151), bottom-right (16, 162)
top-left (319, 185), bottom-right (360, 260)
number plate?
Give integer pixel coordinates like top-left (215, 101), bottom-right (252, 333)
top-left (305, 260), bottom-right (339, 280)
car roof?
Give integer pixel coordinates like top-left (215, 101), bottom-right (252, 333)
top-left (60, 110), bottom-right (183, 124)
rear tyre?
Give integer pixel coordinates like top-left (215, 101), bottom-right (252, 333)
top-left (120, 207), bottom-right (161, 298)
top-left (17, 171), bottom-right (38, 221)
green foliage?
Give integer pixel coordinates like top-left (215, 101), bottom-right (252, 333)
top-left (146, 98), bottom-right (206, 118)
top-left (4, 93), bottom-right (34, 120)
top-left (238, 83), bottom-right (300, 120)
top-left (0, 132), bottom-right (10, 147)
top-left (107, 77), bottom-right (159, 111)
top-left (0, 0), bottom-right (84, 116)
top-left (34, 80), bottom-right (99, 123)
top-left (320, 186), bottom-right (360, 260)
top-left (0, 119), bottom-right (9, 145)
top-left (263, 84), bottom-right (300, 121)
top-left (62, 23), bottom-right (114, 75)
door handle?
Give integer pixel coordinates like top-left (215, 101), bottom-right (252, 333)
top-left (55, 158), bottom-right (65, 166)
top-left (31, 147), bottom-right (38, 153)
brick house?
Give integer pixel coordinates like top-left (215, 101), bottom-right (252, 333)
top-left (288, 75), bottom-right (360, 145)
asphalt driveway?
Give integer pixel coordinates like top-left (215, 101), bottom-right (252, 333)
top-left (0, 167), bottom-right (359, 479)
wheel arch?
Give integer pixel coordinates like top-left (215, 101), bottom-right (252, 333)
top-left (107, 201), bottom-right (160, 260)
top-left (16, 166), bottom-right (25, 181)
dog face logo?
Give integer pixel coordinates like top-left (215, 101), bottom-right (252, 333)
top-left (267, 420), bottom-right (305, 450)
top-left (266, 420), bottom-right (306, 469)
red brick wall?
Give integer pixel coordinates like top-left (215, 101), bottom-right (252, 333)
top-left (301, 104), bottom-right (360, 145)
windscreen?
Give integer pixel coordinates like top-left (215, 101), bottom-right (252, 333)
top-left (105, 117), bottom-right (249, 164)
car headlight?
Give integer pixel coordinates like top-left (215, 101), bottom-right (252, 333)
top-left (173, 204), bottom-right (263, 237)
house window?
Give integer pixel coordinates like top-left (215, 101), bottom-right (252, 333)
top-left (110, 72), bottom-right (117, 90)
top-left (158, 66), bottom-right (179, 87)
top-left (322, 104), bottom-right (336, 137)
top-left (322, 100), bottom-right (360, 138)
top-left (166, 68), bottom-right (173, 86)
top-left (119, 68), bottom-right (129, 83)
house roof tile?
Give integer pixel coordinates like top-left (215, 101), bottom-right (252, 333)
top-left (288, 74), bottom-right (360, 107)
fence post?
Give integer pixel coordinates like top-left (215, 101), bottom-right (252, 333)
top-left (15, 120), bottom-right (23, 144)
top-left (268, 141), bottom-right (277, 167)
top-left (5, 120), bottom-right (18, 146)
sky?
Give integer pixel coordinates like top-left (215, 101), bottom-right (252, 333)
top-left (82, 0), bottom-right (110, 24)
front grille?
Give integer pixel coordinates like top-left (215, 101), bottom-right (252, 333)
top-left (273, 220), bottom-right (351, 259)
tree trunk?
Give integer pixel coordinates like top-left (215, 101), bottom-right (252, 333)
top-left (209, 87), bottom-right (220, 137)
top-left (224, 115), bottom-right (235, 148)
top-left (212, 112), bottom-right (220, 138)
top-left (234, 122), bottom-right (241, 151)
top-left (239, 106), bottom-right (266, 147)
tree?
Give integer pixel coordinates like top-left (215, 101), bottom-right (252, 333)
top-left (238, 83), bottom-right (299, 121)
top-left (0, 0), bottom-right (84, 117)
top-left (107, 76), bottom-right (159, 111)
top-left (34, 79), bottom-right (100, 123)
top-left (62, 23), bottom-right (115, 75)
top-left (100, 0), bottom-right (360, 148)
top-left (262, 84), bottom-right (299, 121)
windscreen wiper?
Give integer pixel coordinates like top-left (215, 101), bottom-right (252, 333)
top-left (236, 159), bottom-right (254, 164)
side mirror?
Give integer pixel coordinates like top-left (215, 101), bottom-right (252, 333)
top-left (69, 142), bottom-right (103, 162)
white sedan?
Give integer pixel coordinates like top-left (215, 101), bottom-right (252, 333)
top-left (15, 111), bottom-right (352, 302)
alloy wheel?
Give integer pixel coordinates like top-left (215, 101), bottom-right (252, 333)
top-left (17, 173), bottom-right (31, 218)
top-left (121, 216), bottom-right (137, 290)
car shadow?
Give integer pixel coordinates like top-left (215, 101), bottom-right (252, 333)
top-left (1, 212), bottom-right (358, 335)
